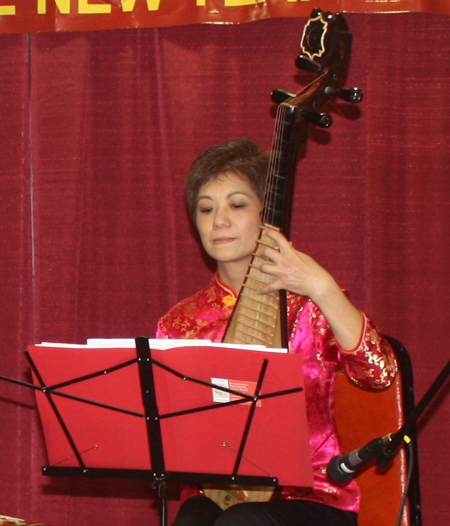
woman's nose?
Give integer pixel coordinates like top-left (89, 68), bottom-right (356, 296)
top-left (213, 208), bottom-right (230, 228)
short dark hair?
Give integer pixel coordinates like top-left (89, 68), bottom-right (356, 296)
top-left (185, 138), bottom-right (269, 223)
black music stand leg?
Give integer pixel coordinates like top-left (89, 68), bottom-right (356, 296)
top-left (153, 478), bottom-right (167, 526)
top-left (135, 337), bottom-right (168, 526)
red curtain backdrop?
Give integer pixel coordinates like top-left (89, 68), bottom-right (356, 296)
top-left (1, 12), bottom-right (449, 526)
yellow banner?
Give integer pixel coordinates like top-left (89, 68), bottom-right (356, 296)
top-left (0, 0), bottom-right (449, 33)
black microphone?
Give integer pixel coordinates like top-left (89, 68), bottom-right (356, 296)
top-left (327, 433), bottom-right (395, 483)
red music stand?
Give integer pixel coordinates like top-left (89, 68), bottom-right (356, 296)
top-left (23, 338), bottom-right (313, 526)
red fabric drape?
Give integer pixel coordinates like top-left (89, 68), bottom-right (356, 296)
top-left (0, 13), bottom-right (449, 526)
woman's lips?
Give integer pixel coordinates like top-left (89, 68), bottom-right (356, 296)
top-left (213, 237), bottom-right (235, 244)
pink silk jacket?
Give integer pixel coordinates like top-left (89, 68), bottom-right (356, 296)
top-left (156, 273), bottom-right (397, 513)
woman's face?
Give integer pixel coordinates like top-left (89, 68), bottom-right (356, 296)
top-left (195, 172), bottom-right (262, 267)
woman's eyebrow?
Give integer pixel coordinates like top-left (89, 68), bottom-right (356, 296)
top-left (197, 194), bottom-right (213, 202)
top-left (197, 191), bottom-right (250, 201)
top-left (227, 191), bottom-right (250, 198)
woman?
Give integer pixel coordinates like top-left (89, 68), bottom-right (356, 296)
top-left (156, 138), bottom-right (397, 526)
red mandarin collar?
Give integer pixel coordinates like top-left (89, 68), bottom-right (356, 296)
top-left (214, 270), bottom-right (237, 299)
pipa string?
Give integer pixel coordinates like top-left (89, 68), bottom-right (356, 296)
top-left (263, 102), bottom-right (289, 226)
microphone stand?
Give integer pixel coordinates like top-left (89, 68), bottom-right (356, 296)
top-left (328, 353), bottom-right (450, 482)
top-left (328, 351), bottom-right (449, 526)
top-left (377, 356), bottom-right (450, 466)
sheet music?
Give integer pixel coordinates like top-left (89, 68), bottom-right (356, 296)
top-left (36, 339), bottom-right (287, 353)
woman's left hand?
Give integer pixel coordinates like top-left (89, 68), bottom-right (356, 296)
top-left (258, 228), bottom-right (335, 302)
top-left (257, 227), bottom-right (364, 351)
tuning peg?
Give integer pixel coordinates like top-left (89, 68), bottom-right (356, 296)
top-left (299, 110), bottom-right (332, 128)
top-left (271, 89), bottom-right (296, 104)
top-left (295, 55), bottom-right (322, 73)
top-left (325, 86), bottom-right (363, 103)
